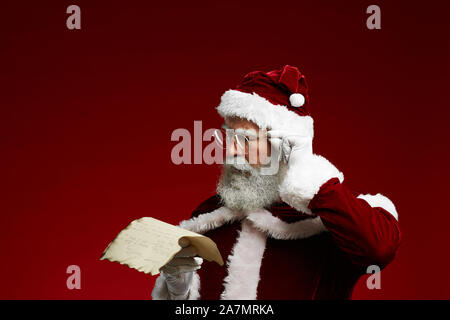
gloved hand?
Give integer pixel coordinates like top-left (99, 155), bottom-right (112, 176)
top-left (268, 129), bottom-right (343, 214)
top-left (160, 238), bottom-right (203, 300)
top-left (267, 130), bottom-right (313, 165)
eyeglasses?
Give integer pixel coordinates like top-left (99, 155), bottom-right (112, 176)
top-left (213, 128), bottom-right (259, 155)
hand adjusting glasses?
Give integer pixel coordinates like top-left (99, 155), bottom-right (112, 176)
top-left (213, 125), bottom-right (262, 155)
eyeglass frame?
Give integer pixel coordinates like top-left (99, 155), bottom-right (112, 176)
top-left (213, 125), bottom-right (268, 155)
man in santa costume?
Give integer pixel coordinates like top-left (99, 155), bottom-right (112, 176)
top-left (152, 65), bottom-right (401, 300)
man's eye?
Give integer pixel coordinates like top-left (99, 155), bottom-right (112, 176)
top-left (238, 134), bottom-right (252, 141)
top-left (234, 135), bottom-right (248, 148)
top-left (242, 135), bottom-right (257, 142)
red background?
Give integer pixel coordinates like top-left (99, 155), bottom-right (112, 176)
top-left (1, 0), bottom-right (449, 299)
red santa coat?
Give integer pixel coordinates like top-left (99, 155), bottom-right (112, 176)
top-left (152, 157), bottom-right (401, 300)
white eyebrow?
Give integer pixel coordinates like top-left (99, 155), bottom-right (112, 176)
top-left (221, 124), bottom-right (259, 138)
top-left (234, 128), bottom-right (257, 137)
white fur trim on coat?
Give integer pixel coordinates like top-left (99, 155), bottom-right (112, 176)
top-left (279, 154), bottom-right (344, 214)
top-left (179, 206), bottom-right (326, 240)
top-left (246, 209), bottom-right (327, 240)
top-left (220, 219), bottom-right (267, 300)
top-left (151, 271), bottom-right (200, 300)
top-left (357, 193), bottom-right (399, 220)
top-left (217, 90), bottom-right (314, 138)
top-left (154, 207), bottom-right (328, 300)
top-left (179, 206), bottom-right (245, 234)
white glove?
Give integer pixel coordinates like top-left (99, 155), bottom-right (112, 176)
top-left (267, 130), bottom-right (313, 166)
top-left (160, 238), bottom-right (203, 300)
top-left (268, 130), bottom-right (343, 214)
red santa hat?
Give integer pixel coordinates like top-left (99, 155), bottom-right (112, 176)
top-left (217, 65), bottom-right (314, 138)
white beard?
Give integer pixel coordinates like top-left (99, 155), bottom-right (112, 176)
top-left (216, 156), bottom-right (285, 212)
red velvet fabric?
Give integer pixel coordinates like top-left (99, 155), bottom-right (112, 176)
top-left (189, 178), bottom-right (401, 299)
top-left (235, 65), bottom-right (311, 116)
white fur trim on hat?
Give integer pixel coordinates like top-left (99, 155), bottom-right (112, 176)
top-left (279, 154), bottom-right (344, 214)
top-left (357, 193), bottom-right (399, 220)
top-left (217, 89), bottom-right (314, 138)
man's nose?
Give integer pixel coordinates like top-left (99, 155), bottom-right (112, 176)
top-left (226, 139), bottom-right (245, 157)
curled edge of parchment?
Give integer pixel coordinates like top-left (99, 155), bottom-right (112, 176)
top-left (99, 233), bottom-right (224, 276)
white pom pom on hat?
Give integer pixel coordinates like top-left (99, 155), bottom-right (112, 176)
top-left (289, 93), bottom-right (305, 107)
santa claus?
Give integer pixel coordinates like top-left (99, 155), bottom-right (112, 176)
top-left (151, 65), bottom-right (401, 300)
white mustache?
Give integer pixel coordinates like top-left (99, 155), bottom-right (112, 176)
top-left (225, 156), bottom-right (254, 172)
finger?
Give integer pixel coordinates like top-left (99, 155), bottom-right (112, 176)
top-left (178, 237), bottom-right (190, 248)
top-left (281, 139), bottom-right (292, 163)
top-left (266, 130), bottom-right (284, 139)
top-left (284, 136), bottom-right (311, 151)
top-left (174, 245), bottom-right (198, 258)
top-left (162, 264), bottom-right (201, 275)
top-left (284, 136), bottom-right (311, 145)
top-left (268, 137), bottom-right (281, 150)
top-left (291, 140), bottom-right (313, 154)
top-left (267, 137), bottom-right (282, 162)
top-left (267, 131), bottom-right (309, 139)
top-left (167, 257), bottom-right (203, 267)
top-left (285, 133), bottom-right (309, 138)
